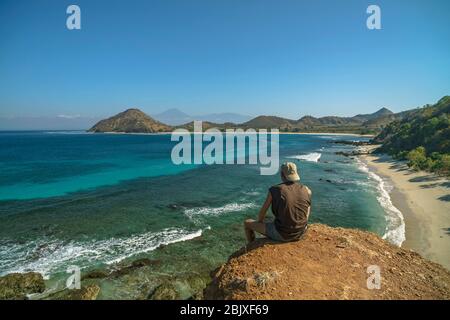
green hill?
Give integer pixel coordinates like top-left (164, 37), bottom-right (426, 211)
top-left (88, 104), bottom-right (418, 136)
top-left (238, 108), bottom-right (399, 134)
top-left (373, 96), bottom-right (450, 175)
top-left (241, 115), bottom-right (293, 130)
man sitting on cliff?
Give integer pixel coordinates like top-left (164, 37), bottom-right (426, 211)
top-left (244, 162), bottom-right (312, 243)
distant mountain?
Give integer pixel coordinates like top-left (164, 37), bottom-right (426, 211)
top-left (352, 107), bottom-right (394, 122)
top-left (152, 109), bottom-right (192, 126)
top-left (89, 105), bottom-right (413, 135)
top-left (198, 113), bottom-right (252, 124)
top-left (241, 116), bottom-right (293, 130)
top-left (88, 108), bottom-right (172, 133)
top-left (238, 107), bottom-right (401, 134)
top-left (152, 108), bottom-right (251, 125)
top-left (177, 121), bottom-right (226, 132)
top-left (296, 115), bottom-right (359, 127)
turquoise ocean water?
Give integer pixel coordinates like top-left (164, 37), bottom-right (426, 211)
top-left (0, 131), bottom-right (404, 298)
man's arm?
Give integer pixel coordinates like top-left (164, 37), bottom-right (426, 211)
top-left (306, 186), bottom-right (312, 219)
top-left (306, 186), bottom-right (312, 197)
top-left (257, 192), bottom-right (272, 222)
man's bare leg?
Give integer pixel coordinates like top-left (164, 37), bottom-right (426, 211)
top-left (244, 219), bottom-right (256, 243)
top-left (244, 219), bottom-right (266, 243)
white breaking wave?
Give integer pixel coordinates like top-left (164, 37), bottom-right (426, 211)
top-left (242, 190), bottom-right (261, 196)
top-left (288, 152), bottom-right (321, 162)
top-left (0, 227), bottom-right (203, 278)
top-left (242, 188), bottom-right (262, 196)
top-left (184, 202), bottom-right (256, 220)
top-left (356, 159), bottom-right (405, 247)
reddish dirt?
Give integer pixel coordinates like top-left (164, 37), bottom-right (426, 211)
top-left (204, 224), bottom-right (450, 300)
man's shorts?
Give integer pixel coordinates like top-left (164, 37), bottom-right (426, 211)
top-left (265, 222), bottom-right (288, 242)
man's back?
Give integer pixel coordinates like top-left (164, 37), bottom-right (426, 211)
top-left (269, 182), bottom-right (311, 241)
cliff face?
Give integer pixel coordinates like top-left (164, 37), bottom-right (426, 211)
top-left (204, 224), bottom-right (450, 300)
top-left (88, 108), bottom-right (172, 133)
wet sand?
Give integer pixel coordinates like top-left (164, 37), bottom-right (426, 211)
top-left (360, 150), bottom-right (450, 270)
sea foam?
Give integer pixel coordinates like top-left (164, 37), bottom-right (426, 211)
top-left (0, 227), bottom-right (204, 278)
top-left (288, 152), bottom-right (322, 162)
top-left (184, 202), bottom-right (256, 220)
top-left (356, 159), bottom-right (406, 247)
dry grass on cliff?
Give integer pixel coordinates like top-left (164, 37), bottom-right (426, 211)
top-left (204, 224), bottom-right (450, 300)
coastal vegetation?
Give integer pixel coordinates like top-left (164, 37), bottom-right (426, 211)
top-left (373, 96), bottom-right (450, 176)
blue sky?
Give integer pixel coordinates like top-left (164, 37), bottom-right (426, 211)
top-left (0, 0), bottom-right (449, 121)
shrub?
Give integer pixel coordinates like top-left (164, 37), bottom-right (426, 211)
top-left (431, 154), bottom-right (450, 176)
top-left (406, 147), bottom-right (428, 170)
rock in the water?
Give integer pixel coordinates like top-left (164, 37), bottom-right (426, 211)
top-left (0, 272), bottom-right (46, 300)
top-left (131, 258), bottom-right (161, 268)
top-left (109, 258), bottom-right (161, 278)
top-left (81, 269), bottom-right (110, 280)
top-left (49, 285), bottom-right (101, 300)
top-left (333, 140), bottom-right (372, 146)
top-left (148, 282), bottom-right (180, 300)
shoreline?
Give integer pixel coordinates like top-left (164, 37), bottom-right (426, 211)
top-left (359, 148), bottom-right (450, 270)
top-left (87, 131), bottom-right (374, 137)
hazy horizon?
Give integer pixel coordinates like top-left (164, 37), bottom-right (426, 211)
top-left (1, 0), bottom-right (449, 129)
top-left (0, 103), bottom-right (425, 131)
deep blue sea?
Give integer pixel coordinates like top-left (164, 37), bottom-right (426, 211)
top-left (0, 131), bottom-right (404, 298)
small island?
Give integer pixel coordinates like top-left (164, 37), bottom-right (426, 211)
top-left (88, 108), bottom-right (172, 133)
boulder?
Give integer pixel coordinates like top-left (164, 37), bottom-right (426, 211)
top-left (0, 272), bottom-right (46, 300)
top-left (49, 284), bottom-right (101, 300)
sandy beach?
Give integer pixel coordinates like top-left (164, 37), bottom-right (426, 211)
top-left (359, 147), bottom-right (450, 270)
